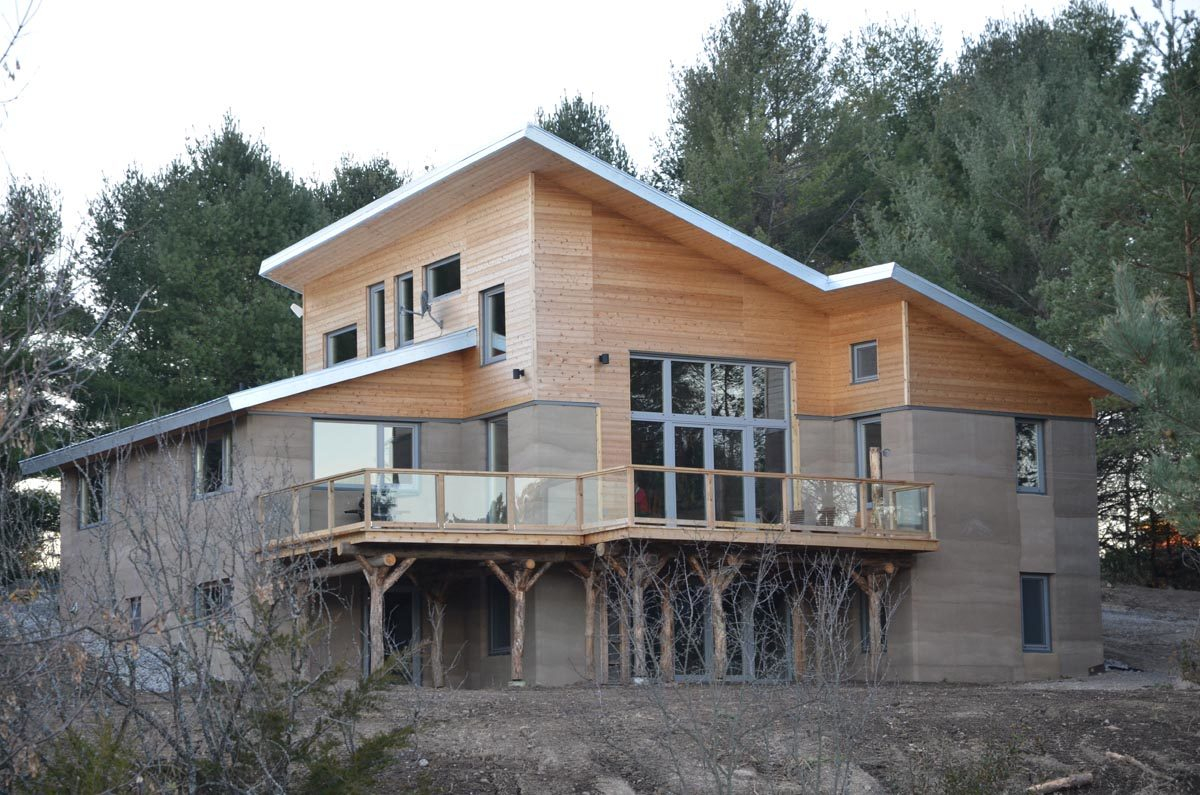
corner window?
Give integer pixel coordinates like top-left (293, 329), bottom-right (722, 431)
top-left (851, 341), bottom-right (878, 383)
top-left (482, 285), bottom-right (506, 364)
top-left (194, 430), bottom-right (232, 496)
top-left (368, 283), bottom-right (387, 355)
top-left (425, 255), bottom-right (461, 300)
top-left (195, 578), bottom-right (233, 621)
top-left (78, 461), bottom-right (108, 528)
top-left (129, 596), bottom-right (143, 634)
top-left (487, 577), bottom-right (511, 655)
top-left (1016, 419), bottom-right (1044, 493)
top-left (486, 416), bottom-right (509, 472)
top-left (396, 272), bottom-right (414, 347)
top-left (1020, 574), bottom-right (1051, 652)
top-left (325, 325), bottom-right (358, 367)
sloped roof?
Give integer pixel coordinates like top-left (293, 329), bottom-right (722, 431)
top-left (261, 125), bottom-right (1133, 403)
top-left (19, 328), bottom-right (477, 475)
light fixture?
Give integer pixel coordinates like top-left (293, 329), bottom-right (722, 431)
top-left (512, 368), bottom-right (525, 380)
top-left (597, 353), bottom-right (610, 365)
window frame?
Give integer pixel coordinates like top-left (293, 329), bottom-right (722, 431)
top-left (128, 596), bottom-right (143, 635)
top-left (194, 578), bottom-right (233, 623)
top-left (77, 461), bottom-right (109, 529)
top-left (1015, 418), bottom-right (1046, 495)
top-left (850, 340), bottom-right (879, 384)
top-left (1020, 573), bottom-right (1052, 653)
top-left (480, 284), bottom-right (506, 365)
top-left (424, 254), bottom-right (462, 302)
top-left (395, 272), bottom-right (414, 348)
top-left (324, 324), bottom-right (358, 367)
top-left (367, 282), bottom-right (387, 356)
top-left (311, 420), bottom-right (421, 484)
top-left (193, 428), bottom-right (232, 498)
top-left (486, 415), bottom-right (509, 473)
top-left (487, 576), bottom-right (512, 655)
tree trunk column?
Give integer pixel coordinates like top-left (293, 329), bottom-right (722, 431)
top-left (790, 593), bottom-right (806, 681)
top-left (357, 554), bottom-right (416, 675)
top-left (487, 559), bottom-right (553, 685)
top-left (571, 562), bottom-right (599, 683)
top-left (689, 554), bottom-right (740, 682)
top-left (659, 579), bottom-right (674, 682)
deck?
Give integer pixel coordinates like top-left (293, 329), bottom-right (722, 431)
top-left (258, 465), bottom-right (938, 556)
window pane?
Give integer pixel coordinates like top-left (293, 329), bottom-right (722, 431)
top-left (487, 418), bottom-right (509, 472)
top-left (385, 426), bottom-right (415, 469)
top-left (752, 366), bottom-right (787, 419)
top-left (397, 275), bottom-right (414, 345)
top-left (1021, 576), bottom-right (1049, 650)
top-left (327, 328), bottom-right (357, 365)
top-left (713, 428), bottom-right (744, 522)
top-left (199, 437), bottom-right (226, 492)
top-left (313, 421), bottom-right (377, 481)
top-left (485, 289), bottom-right (506, 360)
top-left (671, 362), bottom-right (706, 415)
top-left (674, 426), bottom-right (706, 522)
top-left (710, 364), bottom-right (745, 417)
top-left (630, 358), bottom-right (663, 413)
top-left (632, 420), bottom-right (664, 519)
top-left (369, 286), bottom-right (386, 353)
top-left (429, 258), bottom-right (461, 298)
top-left (853, 342), bottom-right (878, 382)
top-left (1017, 421), bottom-right (1042, 491)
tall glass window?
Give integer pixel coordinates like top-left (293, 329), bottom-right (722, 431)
top-left (487, 416), bottom-right (509, 472)
top-left (396, 273), bottom-right (414, 347)
top-left (368, 283), bottom-right (386, 355)
top-left (1016, 419), bottom-right (1045, 493)
top-left (482, 285), bottom-right (506, 364)
top-left (1021, 574), bottom-right (1051, 652)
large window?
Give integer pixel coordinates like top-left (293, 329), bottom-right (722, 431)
top-left (194, 429), bottom-right (231, 496)
top-left (487, 577), bottom-right (511, 655)
top-left (481, 285), bottom-right (506, 364)
top-left (313, 421), bottom-right (418, 481)
top-left (851, 340), bottom-right (878, 383)
top-left (425, 255), bottom-right (461, 300)
top-left (1021, 574), bottom-right (1051, 652)
top-left (325, 325), bottom-right (358, 367)
top-left (78, 461), bottom-right (108, 528)
top-left (629, 356), bottom-right (790, 524)
top-left (396, 272), bottom-right (414, 347)
top-left (1016, 419), bottom-right (1045, 493)
top-left (368, 283), bottom-right (387, 355)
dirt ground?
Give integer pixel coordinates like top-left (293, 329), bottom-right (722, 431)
top-left (366, 584), bottom-right (1200, 794)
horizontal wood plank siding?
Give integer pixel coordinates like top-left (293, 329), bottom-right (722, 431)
top-left (828, 303), bottom-right (907, 416)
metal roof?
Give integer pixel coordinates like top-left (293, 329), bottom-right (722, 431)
top-left (19, 328), bottom-right (477, 475)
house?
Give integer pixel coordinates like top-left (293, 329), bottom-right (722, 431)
top-left (21, 126), bottom-right (1132, 687)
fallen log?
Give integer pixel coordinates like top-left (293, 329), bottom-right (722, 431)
top-left (1026, 772), bottom-right (1094, 793)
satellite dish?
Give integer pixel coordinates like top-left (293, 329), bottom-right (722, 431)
top-left (289, 303), bottom-right (304, 319)
top-left (420, 290), bottom-right (431, 316)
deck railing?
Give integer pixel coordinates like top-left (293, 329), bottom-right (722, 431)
top-left (257, 466), bottom-right (935, 543)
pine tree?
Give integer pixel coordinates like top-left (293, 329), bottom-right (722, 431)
top-left (535, 93), bottom-right (636, 174)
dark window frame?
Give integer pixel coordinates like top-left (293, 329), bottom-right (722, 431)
top-left (487, 577), bottom-right (511, 655)
top-left (486, 415), bottom-right (509, 473)
top-left (78, 461), bottom-right (109, 529)
top-left (324, 325), bottom-right (358, 367)
top-left (1020, 573), bottom-right (1052, 652)
top-left (195, 578), bottom-right (233, 622)
top-left (193, 428), bottom-right (232, 498)
top-left (481, 284), bottom-right (506, 365)
top-left (425, 254), bottom-right (462, 302)
top-left (395, 272), bottom-right (414, 348)
top-left (1016, 418), bottom-right (1046, 494)
top-left (367, 282), bottom-right (387, 356)
top-left (129, 596), bottom-right (143, 634)
top-left (851, 340), bottom-right (879, 384)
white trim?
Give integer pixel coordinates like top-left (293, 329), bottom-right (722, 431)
top-left (20, 328), bottom-right (477, 475)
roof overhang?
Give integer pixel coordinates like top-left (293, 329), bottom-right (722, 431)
top-left (19, 328), bottom-right (478, 476)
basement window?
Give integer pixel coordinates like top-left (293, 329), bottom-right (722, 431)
top-left (368, 282), bottom-right (387, 355)
top-left (1016, 419), bottom-right (1045, 493)
top-left (482, 285), bottom-right (506, 364)
top-left (78, 461), bottom-right (108, 528)
top-left (195, 578), bottom-right (233, 622)
top-left (425, 255), bottom-right (461, 300)
top-left (325, 325), bottom-right (358, 367)
top-left (396, 272), bottom-right (414, 347)
top-left (487, 577), bottom-right (511, 655)
top-left (851, 340), bottom-right (878, 384)
top-left (194, 430), bottom-right (232, 496)
top-left (1021, 574), bottom-right (1051, 652)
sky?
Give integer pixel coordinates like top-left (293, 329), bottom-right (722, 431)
top-left (0, 0), bottom-right (1167, 230)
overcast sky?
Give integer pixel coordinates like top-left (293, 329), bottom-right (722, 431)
top-left (0, 0), bottom-right (1162, 229)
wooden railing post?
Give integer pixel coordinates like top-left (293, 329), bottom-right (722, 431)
top-left (506, 474), bottom-right (517, 531)
top-left (781, 478), bottom-right (791, 532)
top-left (290, 488), bottom-right (300, 537)
top-left (626, 466), bottom-right (635, 526)
top-left (576, 475), bottom-right (585, 531)
top-left (858, 482), bottom-right (869, 532)
top-left (927, 484), bottom-right (937, 540)
top-left (326, 478), bottom-right (334, 530)
top-left (363, 470), bottom-right (372, 526)
top-left (705, 473), bottom-right (715, 529)
top-left (435, 473), bottom-right (445, 529)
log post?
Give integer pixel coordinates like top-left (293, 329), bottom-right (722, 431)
top-left (689, 554), bottom-right (741, 681)
top-left (790, 593), bottom-right (806, 681)
top-left (357, 555), bottom-right (416, 675)
top-left (597, 583), bottom-right (610, 684)
top-left (570, 562), bottom-right (598, 683)
top-left (617, 594), bottom-right (631, 684)
top-left (486, 559), bottom-right (553, 684)
top-left (851, 563), bottom-right (895, 680)
top-left (409, 571), bottom-right (450, 688)
top-left (658, 577), bottom-right (674, 682)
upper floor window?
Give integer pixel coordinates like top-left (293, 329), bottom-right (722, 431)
top-left (396, 272), bottom-right (414, 347)
top-left (1016, 419), bottom-right (1044, 493)
top-left (368, 283), bottom-right (387, 355)
top-left (194, 429), bottom-right (231, 496)
top-left (482, 285), bottom-right (506, 364)
top-left (325, 325), bottom-right (357, 367)
top-left (78, 461), bottom-right (108, 528)
top-left (851, 340), bottom-right (878, 383)
top-left (128, 596), bottom-right (143, 634)
top-left (313, 420), bottom-right (417, 482)
top-left (195, 578), bottom-right (233, 622)
top-left (425, 255), bottom-right (461, 300)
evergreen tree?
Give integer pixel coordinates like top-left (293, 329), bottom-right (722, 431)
top-left (536, 93), bottom-right (636, 174)
top-left (316, 155), bottom-right (408, 220)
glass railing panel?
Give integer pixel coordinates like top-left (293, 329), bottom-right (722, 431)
top-left (633, 468), bottom-right (666, 522)
top-left (711, 473), bottom-right (786, 526)
top-left (513, 476), bottom-right (577, 528)
top-left (328, 475), bottom-right (366, 529)
top-left (870, 484), bottom-right (930, 533)
top-left (583, 471), bottom-right (629, 527)
top-left (443, 474), bottom-right (508, 525)
top-left (260, 491), bottom-right (293, 541)
top-left (371, 472), bottom-right (437, 524)
top-left (789, 478), bottom-right (860, 529)
top-left (674, 471), bottom-right (707, 523)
